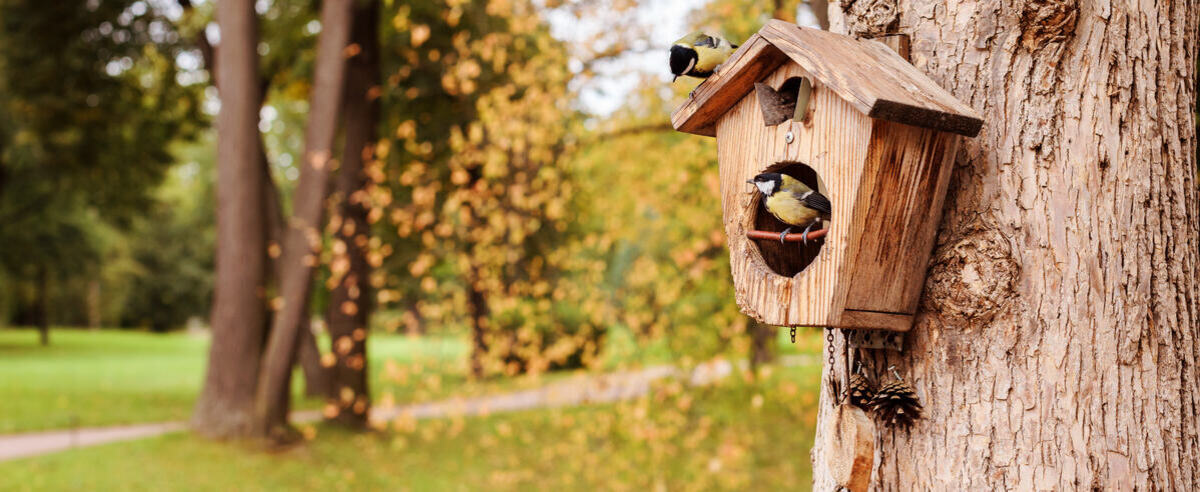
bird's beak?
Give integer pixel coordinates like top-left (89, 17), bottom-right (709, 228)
top-left (745, 179), bottom-right (754, 184)
top-left (672, 75), bottom-right (679, 83)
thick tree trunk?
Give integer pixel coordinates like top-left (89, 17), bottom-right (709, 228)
top-left (323, 0), bottom-right (379, 429)
top-left (192, 0), bottom-right (267, 440)
top-left (812, 1), bottom-right (1200, 489)
top-left (254, 0), bottom-right (354, 441)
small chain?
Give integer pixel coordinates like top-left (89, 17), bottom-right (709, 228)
top-left (790, 326), bottom-right (797, 344)
top-left (825, 328), bottom-right (835, 368)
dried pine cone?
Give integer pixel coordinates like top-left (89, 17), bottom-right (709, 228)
top-left (848, 373), bottom-right (875, 408)
top-left (870, 379), bottom-right (923, 428)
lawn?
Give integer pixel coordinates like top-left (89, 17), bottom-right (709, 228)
top-left (0, 326), bottom-right (819, 434)
top-left (0, 328), bottom-right (470, 433)
top-left (0, 361), bottom-right (822, 491)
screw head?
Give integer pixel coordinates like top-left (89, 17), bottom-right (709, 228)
top-left (784, 131), bottom-right (794, 144)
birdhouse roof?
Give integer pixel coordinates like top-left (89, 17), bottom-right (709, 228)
top-left (671, 21), bottom-right (983, 137)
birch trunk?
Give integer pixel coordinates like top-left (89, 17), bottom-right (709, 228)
top-left (812, 1), bottom-right (1200, 489)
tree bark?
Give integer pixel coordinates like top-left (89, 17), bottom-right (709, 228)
top-left (192, 0), bottom-right (267, 440)
top-left (813, 1), bottom-right (1200, 489)
top-left (254, 0), bottom-right (354, 441)
top-left (467, 264), bottom-right (490, 379)
top-left (323, 0), bottom-right (379, 429)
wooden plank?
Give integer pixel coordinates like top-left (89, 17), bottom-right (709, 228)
top-left (835, 309), bottom-right (913, 331)
top-left (758, 20), bottom-right (982, 137)
top-left (717, 63), bottom-right (875, 327)
top-left (841, 120), bottom-right (960, 314)
top-left (671, 34), bottom-right (789, 137)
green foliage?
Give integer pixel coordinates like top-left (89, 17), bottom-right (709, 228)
top-left (0, 1), bottom-right (204, 327)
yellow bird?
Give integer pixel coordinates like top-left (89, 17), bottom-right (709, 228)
top-left (669, 31), bottom-right (738, 82)
top-left (748, 172), bottom-right (831, 244)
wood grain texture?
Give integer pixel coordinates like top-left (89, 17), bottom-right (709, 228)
top-left (674, 20), bottom-right (983, 138)
top-left (840, 120), bottom-right (960, 315)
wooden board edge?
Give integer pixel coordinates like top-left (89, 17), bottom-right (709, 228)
top-left (868, 99), bottom-right (984, 137)
top-left (833, 309), bottom-right (913, 332)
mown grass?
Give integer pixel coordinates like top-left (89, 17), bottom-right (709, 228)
top-left (0, 328), bottom-right (470, 433)
top-left (0, 360), bottom-right (821, 491)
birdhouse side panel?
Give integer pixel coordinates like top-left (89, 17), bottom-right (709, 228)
top-left (714, 62), bottom-right (874, 326)
top-left (841, 120), bottom-right (961, 316)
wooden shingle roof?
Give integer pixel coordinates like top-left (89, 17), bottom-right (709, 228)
top-left (671, 20), bottom-right (983, 137)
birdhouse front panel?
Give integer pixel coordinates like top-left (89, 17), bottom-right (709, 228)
top-left (715, 62), bottom-right (878, 328)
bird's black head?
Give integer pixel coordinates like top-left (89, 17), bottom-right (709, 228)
top-left (747, 173), bottom-right (783, 196)
top-left (669, 45), bottom-right (698, 82)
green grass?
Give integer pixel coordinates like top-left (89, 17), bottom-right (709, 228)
top-left (0, 328), bottom-right (473, 433)
top-left (0, 362), bottom-right (822, 491)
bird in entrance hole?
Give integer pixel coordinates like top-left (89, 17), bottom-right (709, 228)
top-left (669, 31), bottom-right (738, 83)
top-left (747, 172), bottom-right (831, 244)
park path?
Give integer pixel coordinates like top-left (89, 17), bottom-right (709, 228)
top-left (0, 356), bottom-right (814, 463)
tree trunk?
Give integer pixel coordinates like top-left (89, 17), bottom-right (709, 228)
top-left (192, 0), bottom-right (267, 440)
top-left (35, 265), bottom-right (48, 346)
top-left (323, 0), bottom-right (379, 429)
top-left (254, 0), bottom-right (354, 441)
top-left (812, 2), bottom-right (1200, 489)
top-left (467, 264), bottom-right (490, 379)
top-left (749, 320), bottom-right (775, 372)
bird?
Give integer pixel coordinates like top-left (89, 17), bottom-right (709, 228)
top-left (747, 172), bottom-right (831, 244)
top-left (669, 31), bottom-right (738, 83)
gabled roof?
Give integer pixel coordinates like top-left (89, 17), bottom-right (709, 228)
top-left (671, 20), bottom-right (983, 137)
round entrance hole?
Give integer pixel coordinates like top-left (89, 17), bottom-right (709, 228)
top-left (749, 162), bottom-right (827, 277)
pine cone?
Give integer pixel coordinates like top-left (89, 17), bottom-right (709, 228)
top-left (870, 379), bottom-right (923, 428)
top-left (848, 373), bottom-right (875, 408)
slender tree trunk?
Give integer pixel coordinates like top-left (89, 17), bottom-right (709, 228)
top-left (192, 0), bottom-right (267, 439)
top-left (254, 0), bottom-right (354, 441)
top-left (749, 320), bottom-right (775, 372)
top-left (323, 0), bottom-right (379, 429)
top-left (812, 2), bottom-right (1200, 489)
top-left (35, 265), bottom-right (48, 346)
top-left (806, 0), bottom-right (829, 30)
top-left (86, 279), bottom-right (100, 330)
top-left (467, 263), bottom-right (489, 379)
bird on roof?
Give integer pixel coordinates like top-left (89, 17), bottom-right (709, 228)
top-left (669, 31), bottom-right (738, 83)
top-left (748, 172), bottom-right (830, 244)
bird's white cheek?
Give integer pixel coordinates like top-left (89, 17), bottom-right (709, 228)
top-left (683, 57), bottom-right (696, 75)
top-left (755, 182), bottom-right (774, 195)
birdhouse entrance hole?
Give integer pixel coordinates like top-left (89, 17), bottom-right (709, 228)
top-left (755, 76), bottom-right (812, 126)
top-left (750, 162), bottom-right (826, 277)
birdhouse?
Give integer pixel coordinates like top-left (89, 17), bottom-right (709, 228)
top-left (672, 21), bottom-right (982, 332)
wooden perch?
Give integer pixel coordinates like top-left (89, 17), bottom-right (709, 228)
top-left (747, 228), bottom-right (828, 242)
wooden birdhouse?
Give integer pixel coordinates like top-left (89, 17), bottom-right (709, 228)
top-left (672, 21), bottom-right (982, 332)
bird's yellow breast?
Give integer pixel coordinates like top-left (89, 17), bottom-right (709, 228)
top-left (764, 193), bottom-right (820, 226)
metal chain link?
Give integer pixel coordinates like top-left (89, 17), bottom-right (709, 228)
top-left (825, 328), bottom-right (835, 368)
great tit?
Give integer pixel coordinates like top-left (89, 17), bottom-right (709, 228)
top-left (748, 172), bottom-right (831, 244)
top-left (669, 31), bottom-right (738, 82)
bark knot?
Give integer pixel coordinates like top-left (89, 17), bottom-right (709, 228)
top-left (922, 222), bottom-right (1019, 325)
top-left (1019, 0), bottom-right (1078, 51)
top-left (839, 0), bottom-right (900, 38)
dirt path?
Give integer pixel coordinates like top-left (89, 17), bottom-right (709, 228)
top-left (0, 357), bottom-right (801, 462)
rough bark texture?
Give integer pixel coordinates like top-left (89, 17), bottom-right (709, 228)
top-left (254, 0), bottom-right (353, 440)
top-left (323, 0), bottom-right (379, 429)
top-left (192, 0), bottom-right (266, 439)
top-left (813, 1), bottom-right (1200, 489)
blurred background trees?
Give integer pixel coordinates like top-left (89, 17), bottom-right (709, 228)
top-left (0, 0), bottom-right (832, 436)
